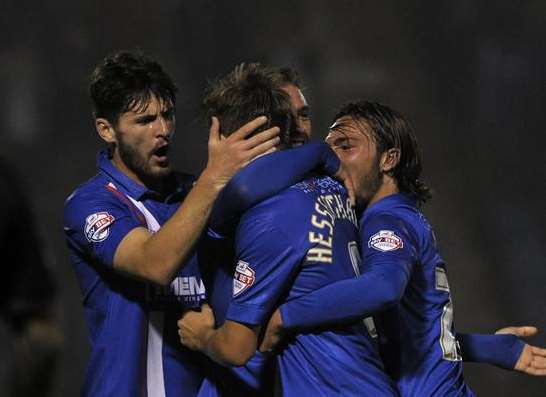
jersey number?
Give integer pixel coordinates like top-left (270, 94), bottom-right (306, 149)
top-left (440, 299), bottom-right (462, 361)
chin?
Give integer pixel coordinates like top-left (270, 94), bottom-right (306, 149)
top-left (148, 163), bottom-right (172, 179)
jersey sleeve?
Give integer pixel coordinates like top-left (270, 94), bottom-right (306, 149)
top-left (280, 261), bottom-right (409, 329)
top-left (209, 141), bottom-right (340, 236)
top-left (225, 209), bottom-right (302, 326)
top-left (360, 211), bottom-right (418, 277)
top-left (63, 188), bottom-right (145, 268)
top-left (280, 211), bottom-right (417, 329)
top-left (457, 332), bottom-right (525, 369)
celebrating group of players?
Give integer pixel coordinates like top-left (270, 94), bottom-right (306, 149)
top-left (63, 51), bottom-right (546, 396)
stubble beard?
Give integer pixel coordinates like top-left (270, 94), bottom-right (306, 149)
top-left (359, 158), bottom-right (383, 207)
top-left (117, 137), bottom-right (171, 184)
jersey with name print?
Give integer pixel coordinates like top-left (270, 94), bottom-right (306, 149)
top-left (226, 176), bottom-right (398, 397)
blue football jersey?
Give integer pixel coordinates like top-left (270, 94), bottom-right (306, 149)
top-left (226, 176), bottom-right (398, 397)
top-left (361, 193), bottom-right (474, 397)
top-left (194, 226), bottom-right (277, 397)
top-left (63, 150), bottom-right (207, 397)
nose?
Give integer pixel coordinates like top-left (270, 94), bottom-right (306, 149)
top-left (156, 116), bottom-right (173, 140)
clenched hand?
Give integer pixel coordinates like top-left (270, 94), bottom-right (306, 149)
top-left (178, 303), bottom-right (215, 352)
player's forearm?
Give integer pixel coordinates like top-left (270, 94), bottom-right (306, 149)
top-left (210, 141), bottom-right (340, 235)
top-left (119, 171), bottom-right (222, 285)
top-left (202, 325), bottom-right (258, 367)
top-left (281, 262), bottom-right (408, 329)
top-left (457, 333), bottom-right (525, 369)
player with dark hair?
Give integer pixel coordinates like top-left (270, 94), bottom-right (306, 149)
top-left (178, 64), bottom-right (399, 396)
top-left (63, 51), bottom-right (280, 397)
top-left (199, 94), bottom-right (546, 395)
top-left (246, 100), bottom-right (546, 395)
top-left (301, 101), bottom-right (473, 395)
top-left (328, 101), bottom-right (431, 206)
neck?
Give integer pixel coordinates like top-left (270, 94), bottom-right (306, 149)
top-left (367, 176), bottom-right (399, 207)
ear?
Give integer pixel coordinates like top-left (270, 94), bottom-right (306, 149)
top-left (95, 118), bottom-right (117, 144)
top-left (380, 148), bottom-right (400, 172)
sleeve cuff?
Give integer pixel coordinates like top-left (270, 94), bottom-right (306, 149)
top-left (225, 302), bottom-right (271, 326)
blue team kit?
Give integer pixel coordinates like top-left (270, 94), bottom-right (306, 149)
top-left (64, 145), bottom-right (522, 396)
top-left (209, 175), bottom-right (398, 396)
top-left (64, 151), bottom-right (208, 397)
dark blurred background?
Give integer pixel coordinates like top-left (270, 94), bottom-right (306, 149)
top-left (0, 1), bottom-right (544, 395)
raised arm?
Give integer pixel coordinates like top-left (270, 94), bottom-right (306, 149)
top-left (112, 117), bottom-right (280, 285)
top-left (209, 141), bottom-right (342, 236)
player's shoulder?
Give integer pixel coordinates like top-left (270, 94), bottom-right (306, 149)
top-left (365, 193), bottom-right (422, 222)
top-left (65, 173), bottom-right (110, 205)
top-left (63, 173), bottom-right (127, 223)
top-left (363, 194), bottom-right (424, 235)
top-left (254, 176), bottom-right (344, 213)
top-left (290, 175), bottom-right (346, 196)
top-left (363, 194), bottom-right (437, 249)
top-left (239, 176), bottom-right (339, 237)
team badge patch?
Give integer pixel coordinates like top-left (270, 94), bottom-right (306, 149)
top-left (233, 260), bottom-right (255, 297)
top-left (368, 230), bottom-right (403, 252)
top-left (85, 212), bottom-right (115, 242)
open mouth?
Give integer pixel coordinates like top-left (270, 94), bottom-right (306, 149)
top-left (152, 145), bottom-right (170, 162)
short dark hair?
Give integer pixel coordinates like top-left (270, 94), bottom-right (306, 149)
top-left (203, 63), bottom-right (293, 143)
top-left (277, 66), bottom-right (301, 88)
top-left (334, 100), bottom-right (431, 205)
top-left (89, 51), bottom-right (177, 124)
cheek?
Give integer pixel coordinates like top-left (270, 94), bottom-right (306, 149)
top-left (119, 129), bottom-right (151, 154)
top-left (169, 120), bottom-right (176, 136)
top-left (338, 153), bottom-right (358, 176)
top-left (301, 120), bottom-right (311, 135)
top-left (343, 153), bottom-right (367, 182)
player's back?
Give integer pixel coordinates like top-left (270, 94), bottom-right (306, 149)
top-left (365, 194), bottom-right (474, 397)
top-left (230, 176), bottom-right (398, 397)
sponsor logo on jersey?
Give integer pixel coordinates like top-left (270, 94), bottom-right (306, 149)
top-left (84, 212), bottom-right (115, 242)
top-left (147, 276), bottom-right (206, 307)
top-left (233, 260), bottom-right (255, 297)
top-left (368, 230), bottom-right (403, 252)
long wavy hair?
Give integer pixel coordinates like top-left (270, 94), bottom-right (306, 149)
top-left (334, 101), bottom-right (431, 206)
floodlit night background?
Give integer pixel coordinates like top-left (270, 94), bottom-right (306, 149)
top-left (1, 1), bottom-right (545, 395)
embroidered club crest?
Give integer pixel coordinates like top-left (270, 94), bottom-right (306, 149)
top-left (233, 260), bottom-right (255, 297)
top-left (85, 212), bottom-right (115, 242)
top-left (368, 230), bottom-right (403, 252)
